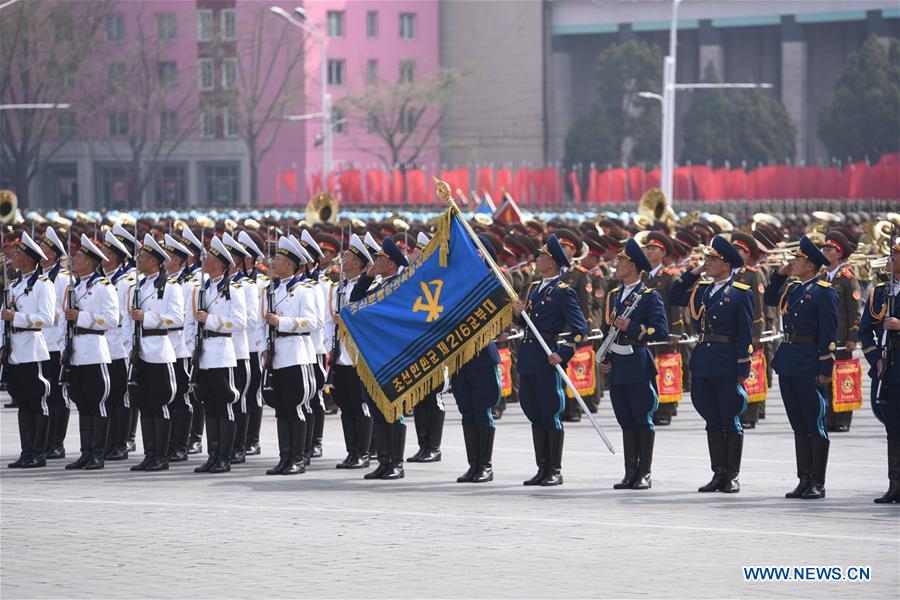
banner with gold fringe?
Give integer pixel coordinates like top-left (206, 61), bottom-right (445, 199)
top-left (338, 207), bottom-right (513, 422)
top-left (745, 349), bottom-right (768, 403)
top-left (832, 358), bottom-right (862, 412)
top-left (498, 347), bottom-right (513, 397)
top-left (656, 352), bottom-right (683, 403)
top-left (565, 346), bottom-right (596, 398)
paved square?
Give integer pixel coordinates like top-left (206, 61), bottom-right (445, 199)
top-left (2, 385), bottom-right (898, 598)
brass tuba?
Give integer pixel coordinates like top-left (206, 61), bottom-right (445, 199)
top-left (636, 187), bottom-right (675, 229)
top-left (0, 190), bottom-right (18, 225)
top-left (305, 192), bottom-right (339, 224)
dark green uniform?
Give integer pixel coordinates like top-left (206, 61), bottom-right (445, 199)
top-left (734, 264), bottom-right (768, 428)
top-left (824, 264), bottom-right (862, 432)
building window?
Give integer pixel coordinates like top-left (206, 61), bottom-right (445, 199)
top-left (106, 14), bottom-right (125, 42)
top-left (201, 110), bottom-right (216, 138)
top-left (367, 11), bottom-right (378, 38)
top-left (222, 58), bottom-right (237, 90)
top-left (367, 59), bottom-right (378, 85)
top-left (153, 165), bottom-right (187, 208)
top-left (58, 112), bottom-right (76, 137)
top-left (224, 108), bottom-right (239, 138)
top-left (399, 13), bottom-right (415, 40)
top-left (98, 165), bottom-right (130, 209)
top-left (221, 9), bottom-right (236, 41)
top-left (109, 110), bottom-right (129, 136)
top-left (203, 164), bottom-right (239, 206)
top-left (199, 59), bottom-right (215, 91)
top-left (327, 59), bottom-right (344, 86)
top-left (160, 110), bottom-right (178, 136)
top-left (157, 12), bottom-right (176, 41)
top-left (400, 107), bottom-right (415, 133)
top-left (327, 11), bottom-right (344, 37)
top-left (399, 60), bottom-right (415, 84)
top-left (332, 107), bottom-right (346, 134)
top-left (197, 9), bottom-right (213, 42)
top-left (158, 61), bottom-right (177, 89)
top-left (108, 62), bottom-right (127, 92)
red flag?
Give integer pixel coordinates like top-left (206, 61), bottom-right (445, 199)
top-left (365, 169), bottom-right (384, 205)
top-left (797, 166), bottom-right (820, 200)
top-left (870, 159), bottom-right (900, 200)
top-left (689, 165), bottom-right (716, 200)
top-left (609, 168), bottom-right (627, 202)
top-left (405, 168), bottom-right (426, 205)
top-left (567, 171), bottom-right (583, 204)
top-left (281, 170), bottom-right (297, 194)
top-left (476, 168), bottom-right (493, 197)
top-left (338, 169), bottom-right (362, 204)
top-left (585, 167), bottom-right (598, 203)
top-left (626, 166), bottom-right (644, 202)
top-left (724, 168), bottom-right (745, 199)
top-left (673, 166), bottom-right (693, 200)
top-left (645, 168), bottom-right (661, 191)
top-left (512, 168), bottom-right (531, 205)
top-left (847, 161), bottom-right (870, 199)
top-left (391, 168), bottom-right (405, 204)
top-left (493, 167), bottom-right (511, 202)
top-left (816, 167), bottom-right (841, 199)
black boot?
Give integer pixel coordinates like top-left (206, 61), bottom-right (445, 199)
top-left (364, 422), bottom-right (390, 479)
top-left (168, 410), bottom-right (190, 462)
top-left (46, 406), bottom-right (69, 459)
top-left (801, 436), bottom-right (829, 499)
top-left (103, 409), bottom-right (118, 459)
top-left (127, 407), bottom-right (139, 452)
top-left (25, 413), bottom-right (49, 467)
top-left (210, 418), bottom-right (234, 473)
top-left (194, 416), bottom-right (219, 473)
top-left (786, 434), bottom-right (812, 498)
top-left (283, 419), bottom-right (307, 475)
top-left (874, 439), bottom-right (900, 504)
top-left (382, 421), bottom-right (406, 479)
top-left (65, 415), bottom-right (93, 470)
top-left (8, 411), bottom-right (35, 468)
top-left (230, 410), bottom-right (247, 464)
top-left (187, 403), bottom-right (204, 454)
top-left (268, 419), bottom-right (292, 475)
top-left (355, 414), bottom-right (373, 465)
top-left (631, 429), bottom-right (654, 489)
top-left (407, 407), bottom-right (429, 462)
top-left (472, 424), bottom-right (495, 483)
top-left (146, 418), bottom-right (171, 471)
top-left (614, 429), bottom-right (640, 489)
top-left (130, 416), bottom-right (156, 471)
top-left (741, 402), bottom-right (760, 429)
top-left (720, 432), bottom-right (743, 493)
top-left (698, 432), bottom-right (727, 492)
top-left (418, 409), bottom-right (444, 463)
top-left (245, 401), bottom-right (262, 455)
top-left (107, 405), bottom-right (131, 460)
top-left (336, 411), bottom-right (358, 468)
top-left (83, 416), bottom-right (109, 470)
top-left (456, 423), bottom-right (479, 483)
top-left (311, 401), bottom-right (325, 458)
top-left (523, 425), bottom-right (548, 486)
top-left (540, 428), bottom-right (564, 486)
top-left (303, 407), bottom-right (315, 465)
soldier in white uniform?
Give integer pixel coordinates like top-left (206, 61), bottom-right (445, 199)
top-left (329, 234), bottom-right (374, 469)
top-left (190, 236), bottom-right (247, 474)
top-left (38, 227), bottom-right (74, 460)
top-left (111, 223), bottom-right (142, 452)
top-left (127, 235), bottom-right (184, 472)
top-left (222, 232), bottom-right (253, 465)
top-left (261, 236), bottom-right (320, 475)
top-left (3, 232), bottom-right (56, 469)
top-left (237, 230), bottom-right (267, 456)
top-left (62, 235), bottom-right (119, 471)
top-left (100, 230), bottom-right (135, 461)
top-left (161, 234), bottom-right (196, 463)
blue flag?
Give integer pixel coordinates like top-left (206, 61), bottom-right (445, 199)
top-left (339, 207), bottom-right (513, 422)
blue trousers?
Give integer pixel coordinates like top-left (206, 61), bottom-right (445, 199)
top-left (451, 366), bottom-right (501, 427)
top-left (609, 381), bottom-right (658, 431)
top-left (778, 375), bottom-right (827, 439)
top-left (362, 385), bottom-right (404, 425)
top-left (519, 370), bottom-right (565, 430)
top-left (872, 383), bottom-right (900, 441)
top-left (691, 376), bottom-right (748, 434)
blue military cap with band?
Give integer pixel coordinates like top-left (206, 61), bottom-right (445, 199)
top-left (621, 238), bottom-right (652, 273)
top-left (380, 236), bottom-right (409, 268)
top-left (540, 233), bottom-right (570, 269)
top-left (795, 235), bottom-right (829, 269)
top-left (709, 234), bottom-right (744, 269)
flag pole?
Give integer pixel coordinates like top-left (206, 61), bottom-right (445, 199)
top-left (438, 180), bottom-right (615, 454)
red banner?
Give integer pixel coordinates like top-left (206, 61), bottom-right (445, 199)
top-left (565, 346), bottom-right (596, 398)
top-left (498, 347), bottom-right (512, 397)
top-left (745, 349), bottom-right (768, 403)
top-left (655, 352), bottom-right (682, 403)
top-left (832, 358), bottom-right (862, 412)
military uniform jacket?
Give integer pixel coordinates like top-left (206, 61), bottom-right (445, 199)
top-left (131, 272), bottom-right (183, 365)
top-left (825, 263), bottom-right (861, 357)
top-left (602, 282), bottom-right (669, 386)
top-left (42, 263), bottom-right (72, 353)
top-left (304, 271), bottom-right (332, 355)
top-left (262, 276), bottom-right (320, 369)
top-left (331, 275), bottom-right (358, 366)
top-left (458, 341), bottom-right (501, 373)
top-left (70, 272), bottom-right (119, 366)
top-left (764, 273), bottom-right (837, 378)
top-left (228, 272), bottom-right (252, 361)
top-left (515, 277), bottom-right (588, 375)
top-left (644, 264), bottom-right (684, 351)
top-left (859, 282), bottom-right (900, 385)
top-left (187, 275), bottom-right (247, 370)
top-left (169, 268), bottom-right (199, 359)
top-left (670, 272), bottom-right (754, 379)
top-left (732, 265), bottom-right (766, 341)
top-left (1, 270), bottom-right (55, 365)
top-left (107, 267), bottom-right (134, 361)
top-left (246, 271), bottom-right (268, 355)
top-left (564, 265), bottom-right (593, 333)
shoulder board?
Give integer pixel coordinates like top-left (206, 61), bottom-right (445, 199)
top-left (556, 282), bottom-right (569, 289)
top-left (167, 278), bottom-right (178, 284)
top-left (125, 275), bottom-right (135, 281)
top-left (875, 282), bottom-right (886, 287)
top-left (746, 265), bottom-right (759, 272)
top-left (840, 268), bottom-right (854, 280)
top-left (230, 281), bottom-right (242, 288)
top-left (816, 280), bottom-right (832, 288)
top-left (732, 282), bottom-right (750, 291)
top-left (38, 276), bottom-right (49, 281)
top-left (641, 288), bottom-right (655, 294)
top-left (610, 286), bottom-right (621, 293)
top-left (62, 269), bottom-right (71, 275)
top-left (697, 280), bottom-right (712, 285)
top-left (257, 274), bottom-right (269, 281)
top-left (100, 279), bottom-right (110, 285)
top-left (528, 281), bottom-right (539, 289)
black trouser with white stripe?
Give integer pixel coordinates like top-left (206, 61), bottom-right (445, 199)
top-left (128, 360), bottom-right (177, 418)
top-left (232, 358), bottom-right (251, 455)
top-left (63, 363), bottom-right (113, 461)
top-left (105, 358), bottom-right (129, 452)
top-left (307, 355), bottom-right (327, 455)
top-left (245, 353), bottom-right (263, 448)
top-left (167, 357), bottom-right (192, 456)
top-left (195, 367), bottom-right (240, 464)
top-left (6, 361), bottom-right (51, 459)
top-left (331, 364), bottom-right (372, 456)
top-left (262, 363), bottom-right (315, 467)
top-left (42, 351), bottom-right (69, 449)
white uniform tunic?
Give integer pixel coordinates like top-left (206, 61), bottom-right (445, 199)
top-left (107, 267), bottom-right (134, 361)
top-left (188, 275), bottom-right (247, 370)
top-left (263, 277), bottom-right (321, 370)
top-left (1, 270), bottom-right (56, 365)
top-left (169, 269), bottom-right (199, 360)
top-left (132, 271), bottom-right (183, 364)
top-left (332, 276), bottom-right (359, 367)
top-left (42, 264), bottom-right (72, 354)
top-left (70, 273), bottom-right (118, 366)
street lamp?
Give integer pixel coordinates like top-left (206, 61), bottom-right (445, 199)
top-left (269, 5), bottom-right (332, 178)
top-left (0, 103), bottom-right (71, 111)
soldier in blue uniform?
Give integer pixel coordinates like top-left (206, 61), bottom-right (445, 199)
top-left (511, 234), bottom-right (588, 487)
top-left (453, 235), bottom-right (503, 484)
top-left (764, 235), bottom-right (837, 500)
top-left (599, 239), bottom-right (669, 490)
top-left (859, 239), bottom-right (900, 504)
top-left (670, 235), bottom-right (753, 493)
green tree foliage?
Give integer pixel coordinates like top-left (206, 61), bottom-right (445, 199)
top-left (818, 35), bottom-right (900, 162)
top-left (680, 63), bottom-right (734, 165)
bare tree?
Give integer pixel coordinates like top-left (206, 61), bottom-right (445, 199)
top-left (0, 0), bottom-right (112, 207)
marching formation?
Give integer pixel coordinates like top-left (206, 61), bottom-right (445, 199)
top-left (1, 188), bottom-right (898, 504)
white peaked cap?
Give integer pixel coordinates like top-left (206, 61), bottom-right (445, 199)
top-left (78, 233), bottom-right (105, 263)
top-left (300, 229), bottom-right (323, 258)
top-left (348, 233), bottom-right (373, 265)
top-left (222, 232), bottom-right (251, 258)
top-left (363, 231), bottom-right (381, 254)
top-left (163, 234), bottom-right (191, 259)
top-left (142, 233), bottom-right (170, 263)
top-left (178, 227), bottom-right (203, 254)
top-left (209, 235), bottom-right (235, 266)
top-left (103, 229), bottom-right (132, 259)
top-left (237, 230), bottom-right (263, 259)
top-left (42, 226), bottom-right (67, 256)
top-left (112, 223), bottom-right (140, 249)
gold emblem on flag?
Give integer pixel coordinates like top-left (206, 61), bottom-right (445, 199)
top-left (413, 279), bottom-right (445, 322)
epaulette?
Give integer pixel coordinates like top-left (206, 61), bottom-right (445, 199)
top-left (641, 287), bottom-right (655, 294)
top-left (733, 282), bottom-right (750, 291)
top-left (696, 279), bottom-right (712, 285)
top-left (125, 275), bottom-right (135, 281)
top-left (99, 278), bottom-right (110, 285)
top-left (38, 276), bottom-right (49, 281)
top-left (839, 268), bottom-right (854, 280)
top-left (557, 282), bottom-right (569, 289)
top-left (168, 278), bottom-right (178, 284)
top-left (875, 282), bottom-right (886, 287)
top-left (816, 280), bottom-right (832, 288)
top-left (257, 274), bottom-right (269, 281)
top-left (745, 265), bottom-right (759, 272)
top-left (610, 286), bottom-right (621, 293)
top-left (230, 281), bottom-right (242, 288)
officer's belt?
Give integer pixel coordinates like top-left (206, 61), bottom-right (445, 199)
top-left (524, 331), bottom-right (558, 345)
top-left (276, 331), bottom-right (310, 338)
top-left (698, 332), bottom-right (737, 345)
top-left (782, 333), bottom-right (818, 344)
top-left (202, 332), bottom-right (231, 339)
top-left (74, 327), bottom-right (104, 336)
top-left (10, 327), bottom-right (40, 333)
top-left (141, 327), bottom-right (184, 337)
